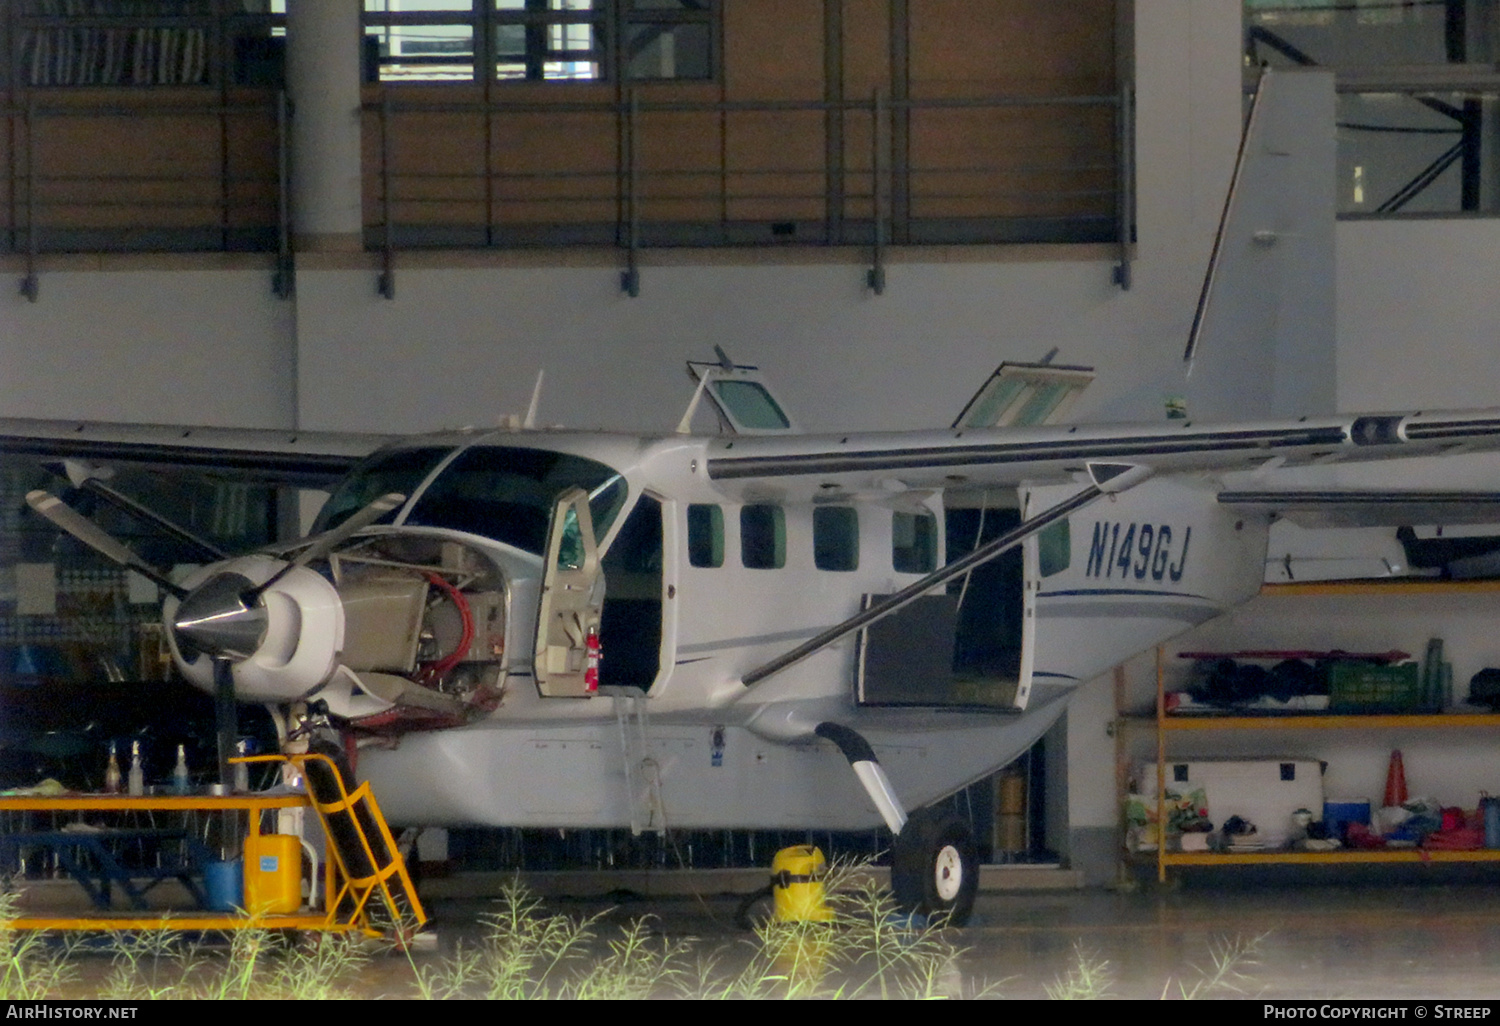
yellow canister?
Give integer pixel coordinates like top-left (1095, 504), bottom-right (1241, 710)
top-left (771, 845), bottom-right (834, 922)
top-left (243, 834), bottom-right (302, 915)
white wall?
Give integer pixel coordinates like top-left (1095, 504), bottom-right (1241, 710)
top-left (0, 266), bottom-right (296, 427)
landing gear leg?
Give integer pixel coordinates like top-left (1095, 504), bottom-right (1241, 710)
top-left (891, 807), bottom-right (979, 927)
top-left (814, 721), bottom-right (978, 926)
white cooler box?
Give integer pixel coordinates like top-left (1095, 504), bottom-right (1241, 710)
top-left (1146, 759), bottom-right (1325, 846)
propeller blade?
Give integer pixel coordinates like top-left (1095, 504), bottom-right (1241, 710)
top-left (247, 491), bottom-right (405, 599)
top-left (25, 490), bottom-right (187, 599)
top-left (70, 474), bottom-right (229, 561)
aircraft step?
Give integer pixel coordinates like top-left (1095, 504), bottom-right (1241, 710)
top-left (600, 687), bottom-right (666, 836)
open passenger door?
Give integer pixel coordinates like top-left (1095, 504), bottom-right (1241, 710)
top-left (534, 487), bottom-right (604, 698)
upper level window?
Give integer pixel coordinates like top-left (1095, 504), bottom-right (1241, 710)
top-left (366, 1), bottom-right (478, 82)
top-left (9, 0), bottom-right (285, 88)
top-left (622, 0), bottom-right (713, 81)
top-left (495, 0), bottom-right (603, 82)
top-left (1246, 0), bottom-right (1500, 215)
top-left (359, 0), bottom-right (716, 83)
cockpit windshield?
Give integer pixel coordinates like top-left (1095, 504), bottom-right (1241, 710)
top-left (314, 446), bottom-right (452, 533)
top-left (402, 446), bottom-right (628, 556)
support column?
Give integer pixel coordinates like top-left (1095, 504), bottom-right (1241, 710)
top-left (286, 0), bottom-right (364, 253)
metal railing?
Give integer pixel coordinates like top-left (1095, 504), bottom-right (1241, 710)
top-left (0, 86), bottom-right (1135, 300)
top-left (366, 88), bottom-right (1133, 296)
top-left (4, 93), bottom-right (288, 300)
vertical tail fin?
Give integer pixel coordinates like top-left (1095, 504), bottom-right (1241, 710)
top-left (1184, 68), bottom-right (1337, 422)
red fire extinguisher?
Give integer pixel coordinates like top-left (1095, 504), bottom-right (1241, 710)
top-left (584, 625), bottom-right (601, 692)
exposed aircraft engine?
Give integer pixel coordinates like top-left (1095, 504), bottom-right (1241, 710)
top-left (325, 534), bottom-right (508, 728)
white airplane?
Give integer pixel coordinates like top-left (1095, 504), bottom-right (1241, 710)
top-left (8, 70), bottom-right (1500, 925)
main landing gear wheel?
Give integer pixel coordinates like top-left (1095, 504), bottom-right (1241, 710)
top-left (891, 808), bottom-right (979, 926)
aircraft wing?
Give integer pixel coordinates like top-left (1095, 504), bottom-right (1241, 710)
top-left (0, 417), bottom-right (396, 487)
top-left (1218, 490), bottom-right (1500, 529)
top-left (702, 408), bottom-right (1500, 498)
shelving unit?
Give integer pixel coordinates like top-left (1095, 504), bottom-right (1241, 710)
top-left (1121, 637), bottom-right (1500, 883)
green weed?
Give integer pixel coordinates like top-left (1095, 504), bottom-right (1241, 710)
top-left (409, 882), bottom-right (603, 999)
top-left (1162, 933), bottom-right (1267, 1000)
top-left (0, 892), bottom-right (76, 999)
top-left (1044, 941), bottom-right (1115, 1000)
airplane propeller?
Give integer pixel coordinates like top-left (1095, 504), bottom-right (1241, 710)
top-left (165, 490), bottom-right (404, 677)
top-left (23, 487), bottom-right (407, 786)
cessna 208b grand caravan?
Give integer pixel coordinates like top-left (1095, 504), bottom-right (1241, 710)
top-left (7, 70), bottom-right (1500, 924)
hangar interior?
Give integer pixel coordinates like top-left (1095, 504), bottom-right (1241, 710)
top-left (4, 0), bottom-right (1500, 904)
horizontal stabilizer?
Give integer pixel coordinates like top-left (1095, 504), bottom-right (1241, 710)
top-left (1219, 489), bottom-right (1500, 528)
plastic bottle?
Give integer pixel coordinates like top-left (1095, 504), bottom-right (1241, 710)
top-left (104, 742), bottom-right (121, 794)
top-left (127, 740), bottom-right (144, 797)
top-left (173, 744), bottom-right (190, 795)
top-left (234, 739), bottom-right (251, 793)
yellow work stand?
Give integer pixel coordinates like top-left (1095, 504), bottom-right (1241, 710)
top-left (0, 753), bottom-right (425, 936)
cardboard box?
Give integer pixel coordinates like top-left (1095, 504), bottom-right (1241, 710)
top-left (1145, 759), bottom-right (1324, 846)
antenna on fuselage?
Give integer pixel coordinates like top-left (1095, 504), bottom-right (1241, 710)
top-left (523, 369), bottom-right (545, 429)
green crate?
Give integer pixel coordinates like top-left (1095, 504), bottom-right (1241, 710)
top-left (1328, 661), bottom-right (1421, 713)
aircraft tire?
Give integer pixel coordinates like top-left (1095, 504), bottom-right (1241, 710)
top-left (891, 808), bottom-right (978, 927)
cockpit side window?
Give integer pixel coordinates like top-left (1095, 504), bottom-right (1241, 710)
top-left (404, 447), bottom-right (628, 556)
top-left (314, 446), bottom-right (452, 532)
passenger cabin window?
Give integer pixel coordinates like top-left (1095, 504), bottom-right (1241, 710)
top-left (1038, 520), bottom-right (1071, 577)
top-left (740, 505), bottom-right (785, 569)
top-left (813, 506), bottom-right (858, 571)
top-left (892, 511), bottom-right (937, 574)
top-left (687, 503), bottom-right (724, 568)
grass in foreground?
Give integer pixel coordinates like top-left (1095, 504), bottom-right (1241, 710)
top-left (0, 875), bottom-right (1267, 1000)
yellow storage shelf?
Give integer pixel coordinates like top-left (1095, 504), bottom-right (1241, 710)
top-left (1118, 645), bottom-right (1500, 884)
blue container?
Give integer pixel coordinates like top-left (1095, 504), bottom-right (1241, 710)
top-left (1323, 798), bottom-right (1371, 842)
top-left (204, 858), bottom-right (243, 912)
top-left (1481, 797), bottom-right (1500, 848)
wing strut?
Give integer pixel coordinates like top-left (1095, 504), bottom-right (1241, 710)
top-left (740, 462), bottom-right (1152, 688)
